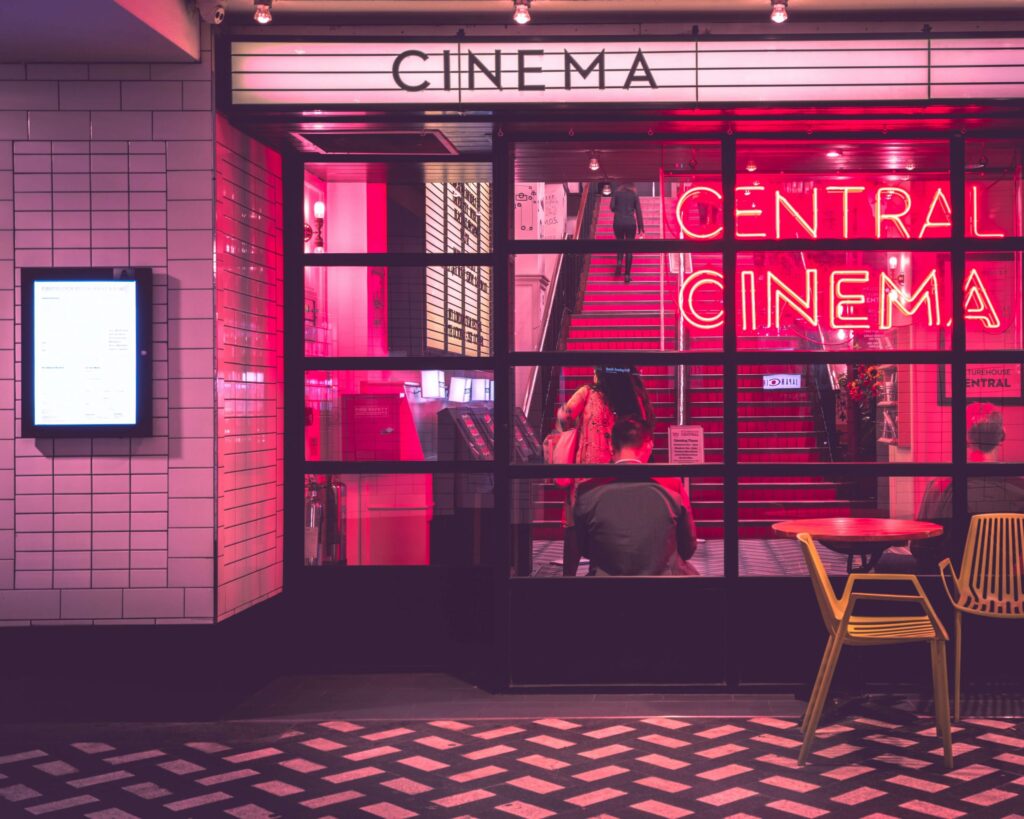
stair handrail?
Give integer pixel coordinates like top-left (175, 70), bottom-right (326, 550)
top-left (525, 183), bottom-right (600, 431)
top-left (805, 322), bottom-right (842, 463)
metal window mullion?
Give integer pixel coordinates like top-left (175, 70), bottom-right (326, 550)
top-left (283, 154), bottom-right (308, 587)
top-left (722, 134), bottom-right (740, 688)
top-left (491, 125), bottom-right (513, 690)
top-left (950, 136), bottom-right (969, 545)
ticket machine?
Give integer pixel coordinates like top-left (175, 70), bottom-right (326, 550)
top-left (431, 404), bottom-right (540, 565)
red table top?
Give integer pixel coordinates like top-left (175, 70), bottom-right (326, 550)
top-left (771, 517), bottom-right (943, 543)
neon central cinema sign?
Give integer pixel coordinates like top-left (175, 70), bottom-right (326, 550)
top-left (679, 267), bottom-right (1001, 332)
top-left (675, 184), bottom-right (1004, 240)
top-left (676, 182), bottom-right (1006, 333)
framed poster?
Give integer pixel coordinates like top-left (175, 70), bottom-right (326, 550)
top-left (21, 267), bottom-right (153, 437)
top-left (938, 363), bottom-right (1024, 407)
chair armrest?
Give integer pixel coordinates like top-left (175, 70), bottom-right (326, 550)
top-left (840, 583), bottom-right (948, 640)
top-left (938, 558), bottom-right (963, 608)
top-left (847, 592), bottom-right (927, 603)
top-left (841, 572), bottom-right (917, 600)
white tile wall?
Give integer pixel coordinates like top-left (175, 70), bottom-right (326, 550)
top-left (0, 27), bottom-right (279, 625)
top-left (214, 117), bottom-right (284, 621)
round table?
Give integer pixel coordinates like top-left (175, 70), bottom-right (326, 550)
top-left (771, 517), bottom-right (944, 573)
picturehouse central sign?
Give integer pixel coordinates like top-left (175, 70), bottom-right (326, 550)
top-left (230, 37), bottom-right (1024, 106)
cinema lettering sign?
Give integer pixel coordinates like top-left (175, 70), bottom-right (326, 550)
top-left (230, 36), bottom-right (1024, 107)
top-left (679, 266), bottom-right (1001, 333)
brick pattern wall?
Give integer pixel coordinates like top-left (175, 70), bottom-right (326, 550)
top-left (215, 117), bottom-right (284, 620)
top-left (0, 37), bottom-right (218, 623)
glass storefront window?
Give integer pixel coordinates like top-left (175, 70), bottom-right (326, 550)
top-left (304, 265), bottom-right (492, 357)
top-left (733, 252), bottom-right (952, 351)
top-left (511, 142), bottom-right (721, 243)
top-left (303, 162), bottom-right (491, 254)
top-left (298, 134), bottom-right (1024, 588)
top-left (736, 140), bottom-right (950, 240)
top-left (511, 476), bottom-right (722, 577)
top-left (743, 475), bottom-right (946, 576)
top-left (965, 253), bottom-right (1022, 350)
top-left (513, 253), bottom-right (722, 353)
top-left (735, 361), bottom-right (949, 464)
top-left (961, 388), bottom-right (1024, 463)
top-left (305, 369), bottom-right (495, 462)
top-left (513, 365), bottom-right (720, 465)
top-left (304, 473), bottom-right (491, 567)
top-left (966, 140), bottom-right (1022, 238)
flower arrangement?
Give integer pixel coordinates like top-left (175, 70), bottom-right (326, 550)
top-left (843, 364), bottom-right (884, 403)
top-left (840, 364), bottom-right (883, 406)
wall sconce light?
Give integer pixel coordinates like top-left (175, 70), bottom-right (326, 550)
top-left (313, 200), bottom-right (325, 252)
top-left (600, 182), bottom-right (613, 197)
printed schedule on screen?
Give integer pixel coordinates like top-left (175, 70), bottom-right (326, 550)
top-left (33, 280), bottom-right (138, 426)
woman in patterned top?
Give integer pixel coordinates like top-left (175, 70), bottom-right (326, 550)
top-left (555, 367), bottom-right (654, 575)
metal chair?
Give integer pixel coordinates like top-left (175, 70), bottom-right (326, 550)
top-left (939, 513), bottom-right (1024, 721)
top-left (796, 533), bottom-right (953, 768)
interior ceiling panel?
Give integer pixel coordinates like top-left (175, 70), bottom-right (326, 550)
top-left (305, 161), bottom-right (493, 182)
top-left (262, 119), bottom-right (493, 156)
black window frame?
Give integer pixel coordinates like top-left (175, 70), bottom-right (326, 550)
top-left (286, 127), bottom-right (1024, 586)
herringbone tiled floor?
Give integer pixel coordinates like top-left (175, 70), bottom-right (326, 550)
top-left (3, 712), bottom-right (1024, 817)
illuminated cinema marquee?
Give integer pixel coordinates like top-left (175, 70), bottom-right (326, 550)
top-left (231, 37), bottom-right (1024, 106)
top-left (679, 266), bottom-right (1001, 333)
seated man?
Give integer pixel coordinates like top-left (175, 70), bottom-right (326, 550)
top-left (913, 403), bottom-right (1024, 567)
top-left (573, 418), bottom-right (699, 576)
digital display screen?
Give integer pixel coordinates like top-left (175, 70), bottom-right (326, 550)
top-left (448, 376), bottom-right (472, 403)
top-left (34, 281), bottom-right (137, 425)
top-left (471, 378), bottom-right (493, 401)
top-left (420, 369), bottom-right (444, 399)
top-left (22, 268), bottom-right (152, 437)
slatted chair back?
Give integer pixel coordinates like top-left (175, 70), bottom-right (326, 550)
top-left (960, 514), bottom-right (1024, 617)
top-left (796, 533), bottom-right (843, 629)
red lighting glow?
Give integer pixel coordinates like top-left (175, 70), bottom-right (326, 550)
top-left (679, 266), bottom-right (1002, 333)
top-left (675, 181), bottom-right (1002, 241)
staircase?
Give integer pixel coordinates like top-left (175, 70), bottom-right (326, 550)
top-left (685, 364), bottom-right (871, 538)
top-left (565, 194), bottom-right (674, 455)
top-left (534, 196), bottom-right (671, 536)
top-left (531, 194), bottom-right (869, 544)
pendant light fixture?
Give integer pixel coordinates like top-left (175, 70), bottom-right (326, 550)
top-left (254, 0), bottom-right (272, 24)
top-left (513, 0), bottom-right (531, 24)
top-left (770, 0), bottom-right (788, 23)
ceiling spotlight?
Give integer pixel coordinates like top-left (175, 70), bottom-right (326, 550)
top-left (745, 161), bottom-right (758, 173)
top-left (513, 0), bottom-right (531, 24)
top-left (826, 149), bottom-right (842, 158)
top-left (254, 0), bottom-right (272, 24)
top-left (600, 182), bottom-right (613, 197)
top-left (588, 153), bottom-right (600, 172)
top-left (905, 161), bottom-right (916, 171)
top-left (770, 0), bottom-right (788, 23)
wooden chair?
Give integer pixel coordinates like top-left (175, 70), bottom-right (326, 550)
top-left (939, 513), bottom-right (1024, 721)
top-left (796, 533), bottom-right (953, 768)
